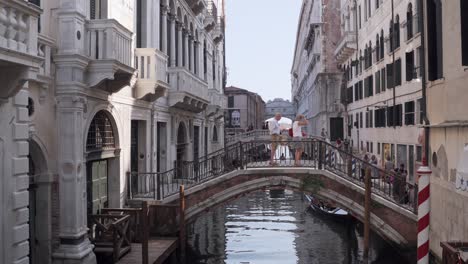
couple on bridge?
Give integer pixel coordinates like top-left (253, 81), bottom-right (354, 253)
top-left (268, 113), bottom-right (308, 166)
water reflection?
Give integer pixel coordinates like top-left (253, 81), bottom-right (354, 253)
top-left (186, 189), bottom-right (409, 264)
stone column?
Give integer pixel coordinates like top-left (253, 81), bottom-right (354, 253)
top-left (160, 5), bottom-right (168, 54)
top-left (189, 37), bottom-right (195, 73)
top-left (169, 15), bottom-right (177, 67)
top-left (177, 23), bottom-right (183, 67)
top-left (53, 95), bottom-right (95, 264)
top-left (184, 30), bottom-right (189, 69)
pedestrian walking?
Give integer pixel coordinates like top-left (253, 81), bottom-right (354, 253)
top-left (292, 115), bottom-right (308, 166)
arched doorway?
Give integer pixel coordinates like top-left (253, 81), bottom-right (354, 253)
top-left (28, 139), bottom-right (50, 264)
top-left (85, 110), bottom-right (119, 218)
top-left (176, 122), bottom-right (188, 178)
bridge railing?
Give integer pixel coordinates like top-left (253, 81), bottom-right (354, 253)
top-left (128, 139), bottom-right (418, 214)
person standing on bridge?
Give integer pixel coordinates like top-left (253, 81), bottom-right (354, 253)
top-left (293, 115), bottom-right (308, 166)
top-left (269, 113), bottom-right (283, 165)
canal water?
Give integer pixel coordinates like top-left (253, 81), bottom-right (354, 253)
top-left (186, 189), bottom-right (410, 264)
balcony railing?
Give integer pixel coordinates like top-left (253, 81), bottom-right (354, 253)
top-left (334, 31), bottom-right (357, 63)
top-left (85, 19), bottom-right (134, 92)
top-left (86, 19), bottom-right (132, 66)
top-left (134, 48), bottom-right (170, 101)
top-left (168, 68), bottom-right (208, 100)
top-left (168, 67), bottom-right (209, 112)
top-left (0, 0), bottom-right (40, 56)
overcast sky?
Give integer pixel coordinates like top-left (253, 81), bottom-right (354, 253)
top-left (225, 0), bottom-right (303, 102)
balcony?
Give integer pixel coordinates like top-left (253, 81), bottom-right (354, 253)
top-left (85, 19), bottom-right (135, 93)
top-left (0, 0), bottom-right (42, 100)
top-left (204, 0), bottom-right (217, 32)
top-left (168, 67), bottom-right (209, 113)
top-left (185, 0), bottom-right (207, 16)
top-left (334, 31), bottom-right (357, 64)
top-left (134, 48), bottom-right (170, 102)
top-left (206, 89), bottom-right (226, 117)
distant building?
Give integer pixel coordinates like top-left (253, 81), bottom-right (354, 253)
top-left (225, 86), bottom-right (266, 133)
top-left (265, 98), bottom-right (296, 120)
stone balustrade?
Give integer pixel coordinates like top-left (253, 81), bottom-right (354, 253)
top-left (334, 31), bottom-right (357, 63)
top-left (134, 48), bottom-right (170, 101)
top-left (169, 67), bottom-right (208, 100)
top-left (86, 19), bottom-right (132, 67)
top-left (0, 0), bottom-right (40, 56)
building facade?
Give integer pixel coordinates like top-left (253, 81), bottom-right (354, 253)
top-left (224, 86), bottom-right (266, 133)
top-left (423, 0), bottom-right (468, 260)
top-left (265, 98), bottom-right (296, 120)
top-left (336, 0), bottom-right (423, 181)
top-left (0, 0), bottom-right (226, 263)
top-left (291, 0), bottom-right (344, 140)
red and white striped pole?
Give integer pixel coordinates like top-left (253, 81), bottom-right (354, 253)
top-left (417, 159), bottom-right (432, 264)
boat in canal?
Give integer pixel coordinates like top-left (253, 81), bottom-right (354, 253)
top-left (304, 194), bottom-right (349, 220)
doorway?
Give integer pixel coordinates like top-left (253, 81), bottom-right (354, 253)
top-left (86, 160), bottom-right (108, 216)
top-left (330, 117), bottom-right (344, 142)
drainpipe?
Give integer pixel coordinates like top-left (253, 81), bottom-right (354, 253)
top-left (419, 0), bottom-right (430, 164)
top-left (391, 0), bottom-right (396, 130)
top-left (353, 0), bottom-right (359, 151)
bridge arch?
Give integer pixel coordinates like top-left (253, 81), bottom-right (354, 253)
top-left (164, 168), bottom-right (417, 249)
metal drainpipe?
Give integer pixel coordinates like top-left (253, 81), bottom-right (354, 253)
top-left (392, 0), bottom-right (396, 130)
top-left (354, 0), bottom-right (359, 151)
top-left (419, 0), bottom-right (430, 164)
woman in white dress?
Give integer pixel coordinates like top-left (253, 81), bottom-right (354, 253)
top-left (293, 115), bottom-right (308, 166)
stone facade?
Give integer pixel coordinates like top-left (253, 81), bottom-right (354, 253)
top-left (224, 86), bottom-right (266, 133)
top-left (336, 0), bottom-right (423, 182)
top-left (291, 0), bottom-right (344, 139)
top-left (423, 0), bottom-right (468, 260)
top-left (0, 0), bottom-right (227, 263)
top-left (265, 98), bottom-right (296, 121)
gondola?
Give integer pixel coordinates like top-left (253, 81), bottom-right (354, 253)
top-left (304, 193), bottom-right (349, 219)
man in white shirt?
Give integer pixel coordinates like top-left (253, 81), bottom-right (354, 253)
top-left (269, 113), bottom-right (282, 165)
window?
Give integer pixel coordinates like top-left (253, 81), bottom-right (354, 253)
top-left (213, 126), bottom-right (218, 142)
top-left (380, 29), bottom-right (385, 59)
top-left (395, 58), bottom-right (402, 86)
top-left (395, 15), bottom-right (401, 49)
top-left (387, 104), bottom-right (403, 127)
top-left (360, 112), bottom-right (363, 128)
top-left (378, 142), bottom-right (381, 155)
top-left (405, 101), bottom-right (415, 125)
top-left (368, 41), bottom-right (372, 68)
top-left (369, 110), bottom-right (373, 128)
top-left (354, 83), bottom-right (359, 101)
top-left (375, 71), bottom-right (381, 94)
top-left (386, 62), bottom-right (394, 88)
top-left (359, 81), bottom-right (364, 100)
top-left (347, 87), bottom-right (354, 103)
top-left (376, 0), bottom-right (379, 9)
top-left (375, 108), bottom-right (386, 128)
top-left (406, 51), bottom-right (415, 81)
top-left (407, 3), bottom-right (414, 40)
top-left (376, 34), bottom-right (380, 61)
top-left (427, 0), bottom-right (443, 80)
top-left (371, 142), bottom-right (374, 153)
top-left (381, 68), bottom-right (386, 92)
top-left (365, 112), bottom-right (369, 128)
top-left (86, 111), bottom-right (116, 151)
top-left (368, 0), bottom-right (372, 18)
top-left (367, 142), bottom-right (370, 152)
top-left (461, 0), bottom-right (468, 65)
top-left (228, 96), bottom-right (234, 108)
top-left (355, 113), bottom-right (359, 128)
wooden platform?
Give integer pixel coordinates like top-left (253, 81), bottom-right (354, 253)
top-left (117, 238), bottom-right (178, 264)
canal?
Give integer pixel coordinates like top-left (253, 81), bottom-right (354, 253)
top-left (186, 189), bottom-right (410, 264)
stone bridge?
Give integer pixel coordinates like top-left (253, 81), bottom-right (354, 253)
top-left (128, 139), bottom-right (418, 252)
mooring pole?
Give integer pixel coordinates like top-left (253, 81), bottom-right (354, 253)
top-left (179, 185), bottom-right (186, 264)
top-left (363, 167), bottom-right (371, 262)
top-left (417, 160), bottom-right (432, 264)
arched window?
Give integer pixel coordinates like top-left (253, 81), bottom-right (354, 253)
top-left (395, 15), bottom-right (400, 49)
top-left (86, 111), bottom-right (116, 152)
top-left (364, 44), bottom-right (368, 69)
top-left (368, 41), bottom-right (372, 67)
top-left (212, 126), bottom-right (218, 142)
top-left (407, 3), bottom-right (413, 40)
top-left (380, 29), bottom-right (384, 58)
top-left (389, 20), bottom-right (394, 52)
top-left (376, 34), bottom-right (380, 61)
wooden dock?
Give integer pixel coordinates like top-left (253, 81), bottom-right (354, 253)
top-left (117, 238), bottom-right (178, 264)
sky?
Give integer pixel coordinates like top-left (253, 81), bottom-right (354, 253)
top-left (225, 0), bottom-right (303, 102)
